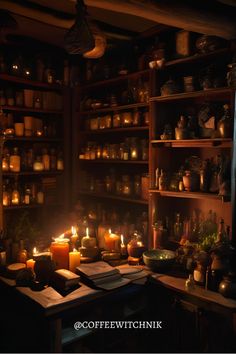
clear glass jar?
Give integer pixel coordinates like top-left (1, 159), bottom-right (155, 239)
top-left (42, 148), bottom-right (50, 170)
top-left (143, 110), bottom-right (149, 126)
top-left (134, 175), bottom-right (141, 197)
top-left (121, 112), bottom-right (133, 127)
top-left (33, 156), bottom-right (44, 171)
top-left (130, 138), bottom-right (139, 160)
top-left (10, 147), bottom-right (21, 172)
top-left (105, 175), bottom-right (113, 193)
top-left (113, 112), bottom-right (121, 128)
top-left (2, 184), bottom-right (10, 206)
top-left (96, 145), bottom-right (102, 159)
top-left (141, 139), bottom-right (148, 160)
top-left (11, 183), bottom-right (20, 205)
top-left (133, 109), bottom-right (141, 126)
top-left (2, 148), bottom-right (10, 171)
top-left (105, 114), bottom-right (112, 129)
top-left (102, 144), bottom-right (109, 159)
top-left (122, 175), bottom-right (132, 196)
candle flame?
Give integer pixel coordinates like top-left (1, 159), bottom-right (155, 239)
top-left (121, 235), bottom-right (124, 245)
top-left (33, 247), bottom-right (37, 255)
top-left (86, 227), bottom-right (89, 237)
top-left (73, 248), bottom-right (77, 252)
top-left (71, 226), bottom-right (77, 235)
top-left (137, 241), bottom-right (143, 247)
top-left (58, 233), bottom-right (65, 239)
top-left (109, 228), bottom-right (111, 235)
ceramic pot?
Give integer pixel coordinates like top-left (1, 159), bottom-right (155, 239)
top-left (183, 171), bottom-right (199, 191)
top-left (219, 273), bottom-right (236, 299)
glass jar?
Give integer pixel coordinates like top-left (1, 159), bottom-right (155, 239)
top-left (102, 144), bottom-right (109, 159)
top-left (33, 156), bottom-right (44, 171)
top-left (127, 231), bottom-right (146, 258)
top-left (10, 147), bottom-right (21, 172)
top-left (143, 111), bottom-right (149, 126)
top-left (159, 170), bottom-right (168, 191)
top-left (122, 175), bottom-right (132, 196)
top-left (24, 186), bottom-right (31, 205)
top-left (96, 145), bottom-right (102, 159)
top-left (2, 184), bottom-right (10, 206)
top-left (105, 175), bottom-right (113, 193)
top-left (57, 151), bottom-right (64, 170)
top-left (116, 180), bottom-right (122, 195)
top-left (121, 112), bottom-right (132, 127)
top-left (42, 149), bottom-right (50, 171)
top-left (90, 118), bottom-right (99, 130)
top-left (37, 188), bottom-right (44, 204)
top-left (11, 183), bottom-right (20, 205)
top-left (134, 175), bottom-right (141, 197)
top-left (105, 114), bottom-right (112, 129)
top-left (113, 112), bottom-right (121, 128)
top-left (130, 138), bottom-right (139, 160)
top-left (110, 144), bottom-right (119, 160)
top-left (141, 139), bottom-right (148, 160)
top-left (2, 148), bottom-right (10, 171)
top-left (133, 109), bottom-right (141, 126)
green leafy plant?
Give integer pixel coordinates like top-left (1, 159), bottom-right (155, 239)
top-left (198, 232), bottom-right (217, 252)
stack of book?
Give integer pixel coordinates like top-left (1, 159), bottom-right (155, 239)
top-left (76, 261), bottom-right (131, 290)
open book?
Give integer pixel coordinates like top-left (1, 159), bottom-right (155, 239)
top-left (76, 261), bottom-right (131, 290)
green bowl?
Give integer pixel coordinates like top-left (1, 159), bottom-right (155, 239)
top-left (143, 249), bottom-right (176, 272)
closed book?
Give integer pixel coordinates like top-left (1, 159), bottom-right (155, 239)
top-left (51, 269), bottom-right (80, 290)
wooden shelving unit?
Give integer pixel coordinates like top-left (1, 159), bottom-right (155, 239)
top-left (79, 160), bottom-right (148, 165)
top-left (149, 189), bottom-right (230, 202)
top-left (151, 138), bottom-right (232, 148)
top-left (0, 73), bottom-right (63, 91)
top-left (82, 126), bottom-right (149, 134)
top-left (78, 190), bottom-right (148, 205)
top-left (1, 105), bottom-right (63, 115)
top-left (80, 102), bottom-right (149, 115)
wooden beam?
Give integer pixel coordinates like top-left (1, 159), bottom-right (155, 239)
top-left (85, 0), bottom-right (236, 39)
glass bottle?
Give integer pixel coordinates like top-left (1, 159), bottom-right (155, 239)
top-left (42, 148), bottom-right (50, 171)
top-left (134, 175), bottom-right (141, 197)
top-left (24, 185), bottom-right (31, 205)
top-left (26, 148), bottom-right (34, 171)
top-left (33, 156), bottom-right (44, 171)
top-left (10, 147), bottom-right (21, 172)
top-left (155, 167), bottom-right (160, 189)
top-left (141, 139), bottom-right (148, 161)
top-left (50, 148), bottom-right (57, 170)
top-left (2, 147), bottom-right (10, 171)
top-left (17, 240), bottom-right (28, 263)
top-left (158, 169), bottom-right (168, 191)
top-left (44, 59), bottom-right (55, 83)
top-left (123, 139), bottom-right (130, 161)
top-left (11, 181), bottom-right (20, 205)
top-left (2, 184), bottom-right (10, 206)
top-left (57, 151), bottom-right (64, 170)
top-left (130, 138), bottom-right (139, 160)
top-left (37, 185), bottom-right (44, 204)
top-left (122, 175), bottom-right (132, 196)
top-left (173, 213), bottom-right (183, 241)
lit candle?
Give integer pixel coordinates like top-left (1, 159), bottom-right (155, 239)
top-left (26, 259), bottom-right (35, 270)
top-left (50, 233), bottom-right (69, 269)
top-left (104, 229), bottom-right (120, 251)
top-left (69, 248), bottom-right (81, 273)
top-left (81, 227), bottom-right (97, 248)
top-left (120, 234), bottom-right (128, 256)
top-left (71, 226), bottom-right (79, 246)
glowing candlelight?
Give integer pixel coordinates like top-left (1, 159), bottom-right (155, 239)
top-left (50, 233), bottom-right (69, 269)
top-left (105, 229), bottom-right (120, 251)
top-left (69, 248), bottom-right (81, 272)
top-left (86, 227), bottom-right (89, 237)
top-left (71, 226), bottom-right (79, 246)
top-left (121, 234), bottom-right (125, 246)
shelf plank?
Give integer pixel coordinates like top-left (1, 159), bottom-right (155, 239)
top-left (79, 102), bottom-right (149, 115)
top-left (3, 171), bottom-right (63, 176)
top-left (82, 126), bottom-right (149, 134)
top-left (80, 69), bottom-right (150, 90)
top-left (4, 203), bottom-right (62, 210)
top-left (0, 73), bottom-right (63, 91)
top-left (150, 87), bottom-right (233, 103)
top-left (78, 191), bottom-right (148, 205)
top-left (151, 138), bottom-right (232, 148)
top-left (149, 189), bottom-right (230, 202)
top-left (4, 136), bottom-right (62, 143)
top-left (1, 105), bottom-right (63, 115)
top-left (79, 159), bottom-right (148, 164)
top-left (165, 48), bottom-right (231, 68)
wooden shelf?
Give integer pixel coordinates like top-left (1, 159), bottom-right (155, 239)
top-left (78, 191), bottom-right (148, 205)
top-left (151, 138), bottom-right (232, 148)
top-left (79, 159), bottom-right (148, 164)
top-left (4, 203), bottom-right (62, 210)
top-left (4, 136), bottom-right (62, 143)
top-left (149, 189), bottom-right (230, 202)
top-left (80, 69), bottom-right (150, 90)
top-left (82, 126), bottom-right (149, 134)
top-left (164, 48), bottom-right (231, 68)
top-left (3, 171), bottom-right (63, 177)
top-left (1, 105), bottom-right (63, 115)
top-left (150, 87), bottom-right (233, 103)
top-left (0, 73), bottom-right (63, 91)
top-left (79, 102), bottom-right (149, 115)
